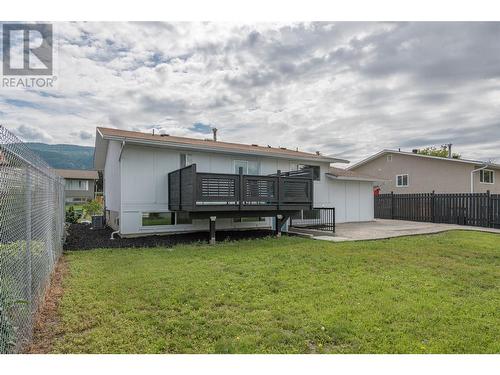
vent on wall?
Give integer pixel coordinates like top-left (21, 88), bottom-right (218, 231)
top-left (387, 155), bottom-right (392, 162)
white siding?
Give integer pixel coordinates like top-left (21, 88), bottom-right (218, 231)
top-left (104, 140), bottom-right (121, 212)
top-left (110, 143), bottom-right (374, 236)
top-left (327, 179), bottom-right (374, 223)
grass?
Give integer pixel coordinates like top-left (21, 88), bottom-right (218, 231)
top-left (52, 231), bottom-right (499, 354)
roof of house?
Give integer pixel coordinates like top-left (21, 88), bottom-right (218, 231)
top-left (326, 167), bottom-right (384, 182)
top-left (94, 127), bottom-right (349, 169)
top-left (55, 169), bottom-right (99, 180)
top-left (348, 149), bottom-right (500, 170)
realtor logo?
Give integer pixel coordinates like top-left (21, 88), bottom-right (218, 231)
top-left (2, 23), bottom-right (53, 76)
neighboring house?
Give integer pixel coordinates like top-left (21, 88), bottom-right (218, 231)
top-left (349, 149), bottom-right (500, 194)
top-left (94, 127), bottom-right (378, 237)
top-left (55, 169), bottom-right (99, 204)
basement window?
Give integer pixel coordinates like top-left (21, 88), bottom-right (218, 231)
top-left (480, 169), bottom-right (495, 184)
top-left (142, 212), bottom-right (174, 226)
top-left (396, 174), bottom-right (409, 187)
top-left (233, 217), bottom-right (265, 223)
top-left (176, 212), bottom-right (192, 225)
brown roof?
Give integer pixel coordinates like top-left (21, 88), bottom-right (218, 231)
top-left (327, 167), bottom-right (382, 181)
top-left (97, 127), bottom-right (346, 163)
top-left (55, 169), bottom-right (99, 180)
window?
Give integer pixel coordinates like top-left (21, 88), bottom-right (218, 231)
top-left (480, 169), bottom-right (495, 184)
top-left (396, 174), bottom-right (409, 187)
top-left (234, 160), bottom-right (260, 175)
top-left (176, 212), bottom-right (192, 225)
top-left (296, 164), bottom-right (321, 181)
top-left (65, 179), bottom-right (89, 191)
top-left (233, 217), bottom-right (265, 223)
top-left (387, 155), bottom-right (393, 162)
top-left (180, 153), bottom-right (192, 168)
top-left (142, 212), bottom-right (174, 226)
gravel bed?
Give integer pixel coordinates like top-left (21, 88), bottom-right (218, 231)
top-left (64, 223), bottom-right (280, 250)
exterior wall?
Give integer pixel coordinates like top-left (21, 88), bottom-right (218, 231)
top-left (106, 210), bottom-right (120, 231)
top-left (352, 153), bottom-right (500, 194)
top-left (118, 144), bottom-right (340, 236)
top-left (64, 179), bottom-right (95, 201)
top-left (104, 140), bottom-right (122, 212)
top-left (326, 179), bottom-right (374, 223)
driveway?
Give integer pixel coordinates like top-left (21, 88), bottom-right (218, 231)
top-left (291, 219), bottom-right (500, 242)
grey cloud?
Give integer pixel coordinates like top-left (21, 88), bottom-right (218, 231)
top-left (79, 130), bottom-right (93, 140)
top-left (15, 125), bottom-right (51, 142)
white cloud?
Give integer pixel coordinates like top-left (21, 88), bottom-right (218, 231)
top-left (1, 22), bottom-right (500, 164)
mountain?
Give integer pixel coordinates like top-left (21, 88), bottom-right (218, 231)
top-left (26, 143), bottom-right (95, 170)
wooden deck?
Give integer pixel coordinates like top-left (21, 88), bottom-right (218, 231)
top-left (168, 164), bottom-right (314, 216)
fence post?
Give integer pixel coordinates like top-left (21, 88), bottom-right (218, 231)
top-left (431, 190), bottom-right (435, 223)
top-left (487, 190), bottom-right (491, 228)
top-left (391, 191), bottom-right (394, 219)
top-left (25, 166), bottom-right (33, 313)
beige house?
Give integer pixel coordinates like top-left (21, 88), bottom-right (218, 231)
top-left (55, 169), bottom-right (99, 204)
top-left (349, 150), bottom-right (500, 194)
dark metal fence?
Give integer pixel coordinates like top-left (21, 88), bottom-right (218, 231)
top-left (375, 191), bottom-right (500, 228)
top-left (289, 207), bottom-right (335, 233)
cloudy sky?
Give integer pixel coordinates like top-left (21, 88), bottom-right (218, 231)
top-left (1, 22), bottom-right (500, 164)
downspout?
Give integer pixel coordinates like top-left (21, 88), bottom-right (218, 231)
top-left (112, 139), bottom-right (126, 239)
top-left (470, 165), bottom-right (489, 193)
top-left (118, 139), bottom-right (126, 161)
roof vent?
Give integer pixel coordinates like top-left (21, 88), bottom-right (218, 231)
top-left (212, 127), bottom-right (218, 142)
top-left (267, 145), bottom-right (272, 148)
top-left (316, 151), bottom-right (321, 156)
top-left (251, 144), bottom-right (258, 147)
top-left (160, 133), bottom-right (169, 137)
top-left (412, 149), bottom-right (419, 154)
top-left (280, 147), bottom-right (287, 150)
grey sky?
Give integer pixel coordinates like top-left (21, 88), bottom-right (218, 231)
top-left (1, 22), bottom-right (499, 164)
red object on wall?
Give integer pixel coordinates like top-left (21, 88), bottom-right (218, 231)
top-left (373, 186), bottom-right (381, 197)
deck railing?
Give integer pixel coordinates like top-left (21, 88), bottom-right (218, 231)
top-left (168, 164), bottom-right (314, 212)
top-left (289, 207), bottom-right (336, 233)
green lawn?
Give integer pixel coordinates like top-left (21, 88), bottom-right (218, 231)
top-left (52, 231), bottom-right (500, 354)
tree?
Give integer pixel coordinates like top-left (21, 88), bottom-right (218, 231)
top-left (83, 199), bottom-right (103, 217)
top-left (417, 145), bottom-right (461, 159)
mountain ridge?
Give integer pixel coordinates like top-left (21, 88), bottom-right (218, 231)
top-left (26, 142), bottom-right (95, 170)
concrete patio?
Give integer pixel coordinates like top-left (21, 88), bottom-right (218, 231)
top-left (289, 219), bottom-right (500, 242)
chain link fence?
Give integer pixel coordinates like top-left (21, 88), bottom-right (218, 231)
top-left (0, 125), bottom-right (65, 353)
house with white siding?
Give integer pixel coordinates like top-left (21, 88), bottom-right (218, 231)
top-left (94, 127), bottom-right (377, 238)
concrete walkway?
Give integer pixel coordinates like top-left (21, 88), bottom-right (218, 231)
top-left (289, 219), bottom-right (500, 242)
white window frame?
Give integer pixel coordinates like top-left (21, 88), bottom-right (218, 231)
top-left (65, 179), bottom-right (89, 191)
top-left (396, 174), bottom-right (409, 187)
top-left (479, 169), bottom-right (495, 184)
top-left (234, 160), bottom-right (248, 174)
top-left (180, 153), bottom-right (193, 168)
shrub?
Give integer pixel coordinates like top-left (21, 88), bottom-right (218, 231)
top-left (65, 206), bottom-right (80, 223)
top-left (83, 199), bottom-right (103, 217)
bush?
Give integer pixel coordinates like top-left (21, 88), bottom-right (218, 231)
top-left (65, 206), bottom-right (80, 223)
top-left (83, 199), bottom-right (103, 217)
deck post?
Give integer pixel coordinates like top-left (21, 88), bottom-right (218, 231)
top-left (239, 167), bottom-right (244, 209)
top-left (276, 170), bottom-right (281, 210)
top-left (275, 214), bottom-right (283, 237)
top-left (209, 216), bottom-right (216, 245)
